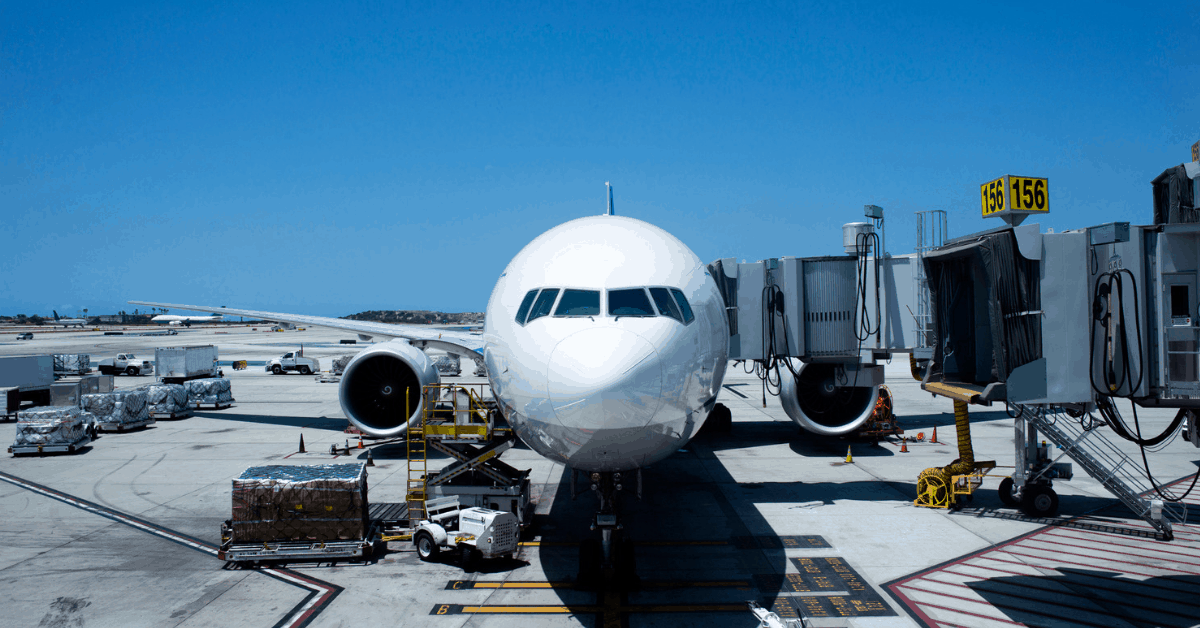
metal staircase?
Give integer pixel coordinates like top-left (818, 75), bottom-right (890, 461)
top-left (1021, 405), bottom-right (1187, 539)
top-left (406, 389), bottom-right (428, 523)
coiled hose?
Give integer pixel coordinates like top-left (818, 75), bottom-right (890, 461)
top-left (916, 400), bottom-right (975, 507)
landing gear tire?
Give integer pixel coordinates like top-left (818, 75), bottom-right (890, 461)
top-left (615, 537), bottom-right (640, 590)
top-left (272, 365), bottom-right (283, 375)
top-left (1021, 485), bottom-right (1059, 517)
top-left (701, 403), bottom-right (732, 435)
top-left (299, 366), bottom-right (311, 375)
top-left (415, 531), bottom-right (439, 562)
top-left (998, 477), bottom-right (1019, 507)
top-left (577, 539), bottom-right (601, 588)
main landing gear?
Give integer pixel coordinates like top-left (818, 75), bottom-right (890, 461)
top-left (574, 469), bottom-right (639, 591)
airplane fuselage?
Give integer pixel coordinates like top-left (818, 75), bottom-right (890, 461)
top-left (482, 216), bottom-right (729, 472)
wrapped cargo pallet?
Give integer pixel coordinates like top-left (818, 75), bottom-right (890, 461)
top-left (141, 384), bottom-right (188, 414)
top-left (332, 355), bottom-right (354, 376)
top-left (184, 377), bottom-right (233, 405)
top-left (230, 464), bottom-right (369, 543)
top-left (82, 390), bottom-right (150, 426)
top-left (14, 406), bottom-right (89, 446)
top-left (53, 354), bottom-right (91, 375)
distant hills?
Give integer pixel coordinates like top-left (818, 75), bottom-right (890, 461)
top-left (341, 310), bottom-right (484, 325)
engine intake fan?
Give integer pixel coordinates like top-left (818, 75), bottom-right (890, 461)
top-left (780, 362), bottom-right (879, 436)
top-left (339, 340), bottom-right (440, 437)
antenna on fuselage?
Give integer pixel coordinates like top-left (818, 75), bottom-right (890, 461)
top-left (606, 182), bottom-right (615, 216)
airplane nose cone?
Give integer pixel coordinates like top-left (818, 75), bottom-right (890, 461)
top-left (547, 327), bottom-right (663, 431)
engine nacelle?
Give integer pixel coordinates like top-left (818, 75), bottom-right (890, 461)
top-left (339, 339), bottom-right (440, 437)
top-left (780, 362), bottom-right (879, 436)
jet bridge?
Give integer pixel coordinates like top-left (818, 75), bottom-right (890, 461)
top-left (710, 205), bottom-right (931, 436)
top-left (914, 168), bottom-right (1200, 539)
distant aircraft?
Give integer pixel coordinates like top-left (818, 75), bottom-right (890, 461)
top-left (151, 313), bottom-right (224, 327)
top-left (52, 311), bottom-right (86, 328)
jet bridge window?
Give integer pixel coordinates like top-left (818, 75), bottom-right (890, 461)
top-left (649, 287), bottom-right (683, 322)
top-left (527, 288), bottom-right (560, 323)
top-left (554, 289), bottom-right (601, 316)
top-left (670, 288), bottom-right (695, 324)
top-left (608, 288), bottom-right (655, 317)
top-left (515, 289), bottom-right (538, 325)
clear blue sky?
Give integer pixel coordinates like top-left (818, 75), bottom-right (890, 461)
top-left (3, 2), bottom-right (1198, 317)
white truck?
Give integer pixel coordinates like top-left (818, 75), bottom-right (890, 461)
top-left (412, 497), bottom-right (519, 566)
top-left (266, 349), bottom-right (320, 375)
top-left (155, 346), bottom-right (220, 383)
top-left (97, 353), bottom-right (154, 376)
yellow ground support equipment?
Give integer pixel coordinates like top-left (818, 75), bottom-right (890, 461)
top-left (403, 384), bottom-right (529, 529)
top-left (915, 399), bottom-right (996, 509)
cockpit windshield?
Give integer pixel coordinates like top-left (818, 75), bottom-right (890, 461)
top-left (648, 287), bottom-right (682, 322)
top-left (608, 288), bottom-right (655, 317)
top-left (526, 288), bottom-right (560, 323)
top-left (516, 286), bottom-right (694, 324)
top-left (555, 289), bottom-right (600, 316)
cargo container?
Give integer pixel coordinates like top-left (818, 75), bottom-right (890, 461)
top-left (154, 346), bottom-right (219, 383)
top-left (1, 356), bottom-right (55, 414)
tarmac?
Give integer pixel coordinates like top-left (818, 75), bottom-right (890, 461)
top-left (1, 325), bottom-right (1197, 628)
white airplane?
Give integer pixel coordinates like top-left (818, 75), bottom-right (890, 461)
top-left (152, 314), bottom-right (224, 327)
top-left (52, 311), bottom-right (86, 328)
top-left (131, 193), bottom-right (880, 574)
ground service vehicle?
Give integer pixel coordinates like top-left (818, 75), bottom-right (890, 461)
top-left (413, 497), bottom-right (519, 565)
top-left (97, 353), bottom-right (153, 376)
top-left (265, 349), bottom-right (319, 375)
top-left (16, 333), bottom-right (33, 340)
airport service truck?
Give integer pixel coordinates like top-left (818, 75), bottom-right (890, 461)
top-left (154, 346), bottom-right (219, 383)
top-left (97, 353), bottom-right (154, 376)
top-left (266, 349), bottom-right (320, 375)
top-left (2, 355), bottom-right (55, 416)
top-left (412, 497), bottom-right (519, 565)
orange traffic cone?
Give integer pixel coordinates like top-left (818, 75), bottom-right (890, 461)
top-left (899, 439), bottom-right (909, 453)
top-left (298, 434), bottom-right (306, 454)
top-left (845, 446), bottom-right (853, 464)
top-left (932, 426), bottom-right (939, 444)
top-left (358, 436), bottom-right (364, 449)
top-left (366, 449), bottom-right (375, 467)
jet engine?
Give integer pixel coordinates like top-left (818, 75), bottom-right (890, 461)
top-left (339, 339), bottom-right (440, 437)
top-left (779, 362), bottom-right (879, 436)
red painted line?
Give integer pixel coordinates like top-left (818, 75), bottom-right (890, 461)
top-left (1018, 535), bottom-right (1200, 566)
top-left (898, 581), bottom-right (1122, 628)
top-left (1011, 540), bottom-right (1200, 576)
top-left (1042, 528), bottom-right (1200, 559)
top-left (998, 547), bottom-right (1196, 580)
top-left (947, 559), bottom-right (1197, 607)
top-left (919, 568), bottom-right (1200, 622)
top-left (1040, 530), bottom-right (1200, 562)
top-left (943, 560), bottom-right (1043, 580)
top-left (890, 593), bottom-right (1028, 627)
top-left (977, 553), bottom-right (1200, 599)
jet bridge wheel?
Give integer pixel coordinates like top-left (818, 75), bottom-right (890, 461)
top-left (1021, 485), bottom-right (1059, 518)
top-left (998, 477), bottom-right (1019, 507)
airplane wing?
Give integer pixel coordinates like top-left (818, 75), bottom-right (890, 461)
top-left (128, 301), bottom-right (486, 362)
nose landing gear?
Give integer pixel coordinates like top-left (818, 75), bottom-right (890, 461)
top-left (575, 470), bottom-right (640, 591)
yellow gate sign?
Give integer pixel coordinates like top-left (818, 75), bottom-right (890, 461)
top-left (981, 175), bottom-right (1048, 219)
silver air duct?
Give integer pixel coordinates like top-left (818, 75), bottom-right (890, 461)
top-left (339, 339), bottom-right (440, 437)
top-left (780, 362), bottom-right (879, 436)
top-left (842, 222), bottom-right (875, 255)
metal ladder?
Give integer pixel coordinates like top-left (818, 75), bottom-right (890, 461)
top-left (405, 389), bottom-right (428, 523)
top-left (913, 209), bottom-right (948, 349)
top-left (1022, 406), bottom-right (1187, 538)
